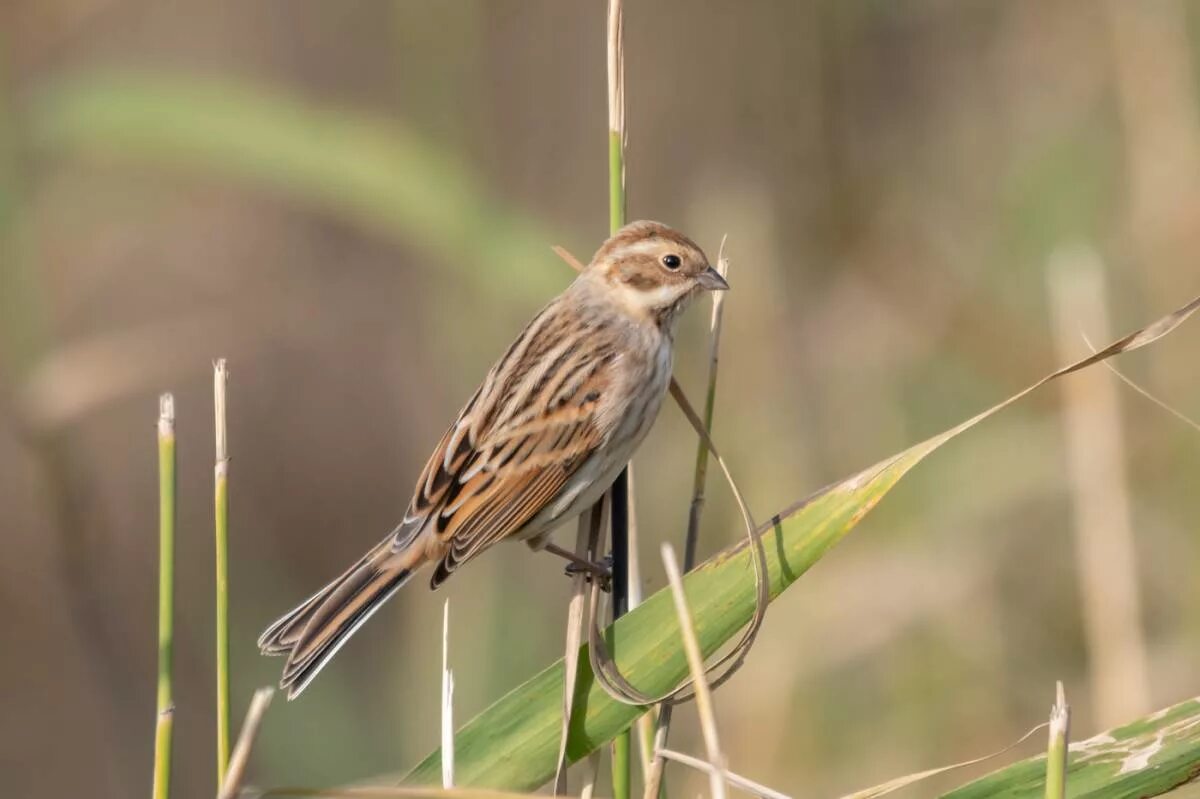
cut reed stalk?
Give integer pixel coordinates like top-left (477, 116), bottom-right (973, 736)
top-left (214, 359), bottom-right (231, 784)
top-left (153, 394), bottom-right (176, 799)
top-left (1044, 682), bottom-right (1070, 799)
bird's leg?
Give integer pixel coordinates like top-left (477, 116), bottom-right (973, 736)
top-left (540, 542), bottom-right (613, 592)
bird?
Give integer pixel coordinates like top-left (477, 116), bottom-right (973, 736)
top-left (258, 220), bottom-right (728, 698)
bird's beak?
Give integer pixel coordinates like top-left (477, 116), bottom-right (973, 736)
top-left (697, 266), bottom-right (729, 291)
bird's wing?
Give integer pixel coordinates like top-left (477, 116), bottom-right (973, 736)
top-left (401, 302), bottom-right (623, 586)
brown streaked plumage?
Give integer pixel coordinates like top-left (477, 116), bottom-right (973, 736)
top-left (259, 220), bottom-right (727, 698)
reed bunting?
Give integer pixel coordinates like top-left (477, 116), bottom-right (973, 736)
top-left (260, 220), bottom-right (728, 698)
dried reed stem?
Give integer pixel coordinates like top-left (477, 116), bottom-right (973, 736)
top-left (579, 751), bottom-right (603, 799)
top-left (624, 473), bottom-right (656, 783)
top-left (217, 687), bottom-right (275, 799)
top-left (606, 0), bottom-right (625, 233)
top-left (656, 750), bottom-right (790, 799)
top-left (554, 503), bottom-right (605, 794)
top-left (661, 544), bottom-right (726, 799)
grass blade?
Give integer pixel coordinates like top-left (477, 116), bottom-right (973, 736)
top-left (839, 723), bottom-right (1048, 799)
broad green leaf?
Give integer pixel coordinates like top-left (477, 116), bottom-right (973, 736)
top-left (943, 696), bottom-right (1200, 798)
top-left (26, 71), bottom-right (564, 304)
top-left (398, 438), bottom-right (938, 790)
top-left (398, 294), bottom-right (1199, 791)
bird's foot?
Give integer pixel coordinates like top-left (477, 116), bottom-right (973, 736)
top-left (542, 543), bottom-right (613, 592)
top-left (563, 554), bottom-right (613, 593)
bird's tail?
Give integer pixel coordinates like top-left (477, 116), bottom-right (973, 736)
top-left (258, 538), bottom-right (420, 699)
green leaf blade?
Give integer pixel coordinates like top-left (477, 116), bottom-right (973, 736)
top-left (403, 447), bottom-right (930, 789)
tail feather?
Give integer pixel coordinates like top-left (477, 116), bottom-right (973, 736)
top-left (259, 540), bottom-right (418, 699)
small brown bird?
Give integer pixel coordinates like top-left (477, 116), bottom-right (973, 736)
top-left (259, 220), bottom-right (727, 698)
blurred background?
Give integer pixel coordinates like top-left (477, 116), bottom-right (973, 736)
top-left (2, 2), bottom-right (1199, 797)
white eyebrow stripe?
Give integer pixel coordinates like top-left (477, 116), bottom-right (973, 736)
top-left (620, 239), bottom-right (671, 257)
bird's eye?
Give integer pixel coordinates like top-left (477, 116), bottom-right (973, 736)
top-left (661, 254), bottom-right (681, 270)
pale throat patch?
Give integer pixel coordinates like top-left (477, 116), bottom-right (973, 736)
top-left (612, 279), bottom-right (691, 316)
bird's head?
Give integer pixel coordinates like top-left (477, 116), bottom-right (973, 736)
top-left (588, 220), bottom-right (727, 328)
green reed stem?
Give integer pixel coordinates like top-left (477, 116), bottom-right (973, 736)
top-left (214, 360), bottom-right (231, 785)
top-left (609, 131), bottom-right (625, 234)
top-left (1045, 682), bottom-right (1070, 799)
top-left (153, 394), bottom-right (176, 799)
top-left (608, 143), bottom-right (633, 799)
top-left (606, 2), bottom-right (631, 797)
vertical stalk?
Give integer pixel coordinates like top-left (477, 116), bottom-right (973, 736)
top-left (684, 247), bottom-right (728, 570)
top-left (441, 600), bottom-right (455, 789)
top-left (605, 3), bottom-right (631, 799)
top-left (153, 394), bottom-right (176, 799)
top-left (555, 502), bottom-right (606, 794)
top-left (214, 360), bottom-right (231, 785)
top-left (609, 130), bottom-right (625, 232)
top-left (1045, 682), bottom-right (1070, 799)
